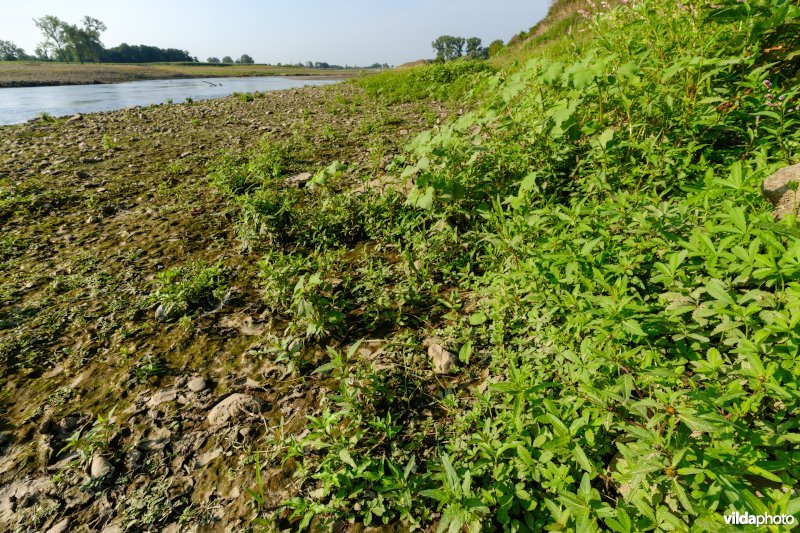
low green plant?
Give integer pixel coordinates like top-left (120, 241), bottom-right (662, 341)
top-left (150, 260), bottom-right (228, 319)
top-left (59, 406), bottom-right (118, 465)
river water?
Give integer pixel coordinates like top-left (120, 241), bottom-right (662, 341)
top-left (0, 76), bottom-right (341, 126)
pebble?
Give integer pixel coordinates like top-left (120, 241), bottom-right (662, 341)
top-left (90, 455), bottom-right (114, 478)
top-left (207, 393), bottom-right (264, 427)
top-left (187, 376), bottom-right (208, 393)
top-left (45, 518), bottom-right (70, 533)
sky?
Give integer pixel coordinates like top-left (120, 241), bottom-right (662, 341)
top-left (0, 1), bottom-right (551, 66)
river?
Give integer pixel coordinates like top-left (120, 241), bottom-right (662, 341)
top-left (0, 76), bottom-right (341, 126)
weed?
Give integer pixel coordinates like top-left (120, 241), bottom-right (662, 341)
top-left (101, 135), bottom-right (119, 150)
top-left (150, 260), bottom-right (228, 319)
top-left (59, 406), bottom-right (118, 464)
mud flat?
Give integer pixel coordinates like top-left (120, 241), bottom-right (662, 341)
top-left (0, 82), bottom-right (444, 531)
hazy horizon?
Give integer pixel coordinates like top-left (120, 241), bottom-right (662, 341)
top-left (1, 1), bottom-right (551, 66)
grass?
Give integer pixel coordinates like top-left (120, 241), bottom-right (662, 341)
top-left (0, 61), bottom-right (363, 87)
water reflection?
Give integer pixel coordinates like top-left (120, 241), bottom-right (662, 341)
top-left (0, 77), bottom-right (340, 125)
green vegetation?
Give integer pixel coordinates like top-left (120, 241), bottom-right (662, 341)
top-left (3, 0), bottom-right (800, 530)
top-left (150, 261), bottom-right (228, 320)
top-left (356, 60), bottom-right (495, 104)
top-left (231, 0), bottom-right (800, 529)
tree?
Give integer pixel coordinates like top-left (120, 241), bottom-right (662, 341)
top-left (222, 56), bottom-right (233, 63)
top-left (34, 15), bottom-right (105, 63)
top-left (0, 40), bottom-right (26, 61)
top-left (207, 57), bottom-right (220, 63)
top-left (238, 54), bottom-right (254, 64)
top-left (487, 39), bottom-right (504, 57)
top-left (466, 37), bottom-right (487, 59)
top-left (432, 35), bottom-right (466, 62)
top-left (33, 15), bottom-right (69, 62)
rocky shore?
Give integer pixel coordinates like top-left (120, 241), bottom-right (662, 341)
top-left (0, 83), bottom-right (444, 531)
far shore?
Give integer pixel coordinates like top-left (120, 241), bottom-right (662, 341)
top-left (0, 61), bottom-right (369, 88)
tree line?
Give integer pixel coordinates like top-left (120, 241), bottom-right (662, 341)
top-left (206, 55), bottom-right (255, 65)
top-left (431, 35), bottom-right (504, 62)
top-left (0, 15), bottom-right (203, 63)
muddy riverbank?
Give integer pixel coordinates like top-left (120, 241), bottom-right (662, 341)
top-left (0, 82), bottom-right (445, 531)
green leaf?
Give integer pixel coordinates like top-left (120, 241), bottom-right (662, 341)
top-left (469, 312), bottom-right (488, 325)
top-left (339, 449), bottom-right (357, 469)
top-left (573, 445), bottom-right (593, 472)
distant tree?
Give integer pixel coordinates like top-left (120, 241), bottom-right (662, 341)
top-left (207, 57), bottom-right (220, 63)
top-left (34, 15), bottom-right (105, 63)
top-left (222, 55), bottom-right (233, 63)
top-left (432, 35), bottom-right (466, 62)
top-left (466, 37), bottom-right (487, 59)
top-left (238, 54), bottom-right (254, 64)
top-left (487, 39), bottom-right (504, 57)
top-left (33, 15), bottom-right (69, 62)
top-left (62, 16), bottom-right (106, 63)
top-left (0, 40), bottom-right (27, 61)
top-left (101, 43), bottom-right (193, 63)
top-left (34, 45), bottom-right (50, 60)
top-left (306, 61), bottom-right (314, 68)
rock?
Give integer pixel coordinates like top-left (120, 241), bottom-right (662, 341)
top-left (85, 215), bottom-right (100, 224)
top-left (67, 114), bottom-right (82, 123)
top-left (428, 341), bottom-right (455, 375)
top-left (187, 376), bottom-right (208, 393)
top-left (154, 304), bottom-right (176, 322)
top-left (762, 163), bottom-right (800, 218)
top-left (100, 205), bottom-right (116, 217)
top-left (219, 315), bottom-right (265, 336)
top-left (75, 170), bottom-right (90, 180)
top-left (45, 518), bottom-right (70, 533)
top-left (286, 172), bottom-right (312, 188)
top-left (100, 526), bottom-right (123, 533)
top-left (207, 393), bottom-right (264, 427)
top-left (147, 389), bottom-right (178, 407)
top-left (90, 455), bottom-right (113, 478)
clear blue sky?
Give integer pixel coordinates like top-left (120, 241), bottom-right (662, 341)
top-left (1, 1), bottom-right (551, 65)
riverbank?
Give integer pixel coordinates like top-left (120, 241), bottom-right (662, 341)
top-left (0, 81), bottom-right (447, 530)
top-left (0, 61), bottom-right (365, 88)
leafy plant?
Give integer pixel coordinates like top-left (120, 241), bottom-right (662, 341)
top-left (150, 260), bottom-right (228, 319)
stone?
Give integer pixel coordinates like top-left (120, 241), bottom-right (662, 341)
top-left (90, 455), bottom-right (113, 478)
top-left (67, 114), bottom-right (83, 123)
top-left (187, 377), bottom-right (208, 393)
top-left (100, 205), bottom-right (117, 217)
top-left (147, 389), bottom-right (178, 407)
top-left (45, 518), bottom-right (70, 533)
top-left (428, 341), bottom-right (455, 375)
top-left (286, 172), bottom-right (312, 188)
top-left (762, 163), bottom-right (800, 219)
top-left (75, 170), bottom-right (90, 180)
top-left (207, 394), bottom-right (264, 427)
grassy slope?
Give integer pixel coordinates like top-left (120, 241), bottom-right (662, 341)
top-left (2, 0), bottom-right (800, 531)
top-left (0, 62), bottom-right (362, 87)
